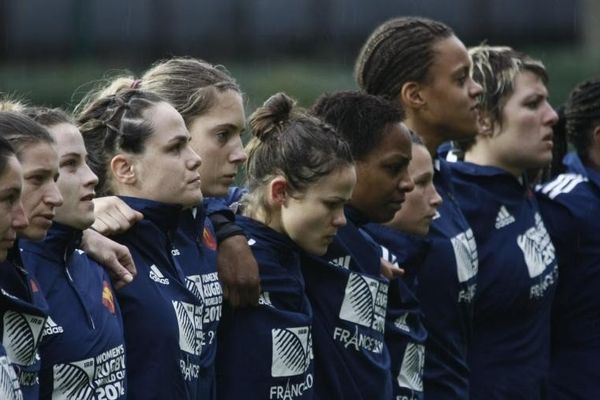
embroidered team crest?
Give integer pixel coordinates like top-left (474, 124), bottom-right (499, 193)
top-left (202, 227), bottom-right (217, 250)
top-left (101, 281), bottom-right (115, 315)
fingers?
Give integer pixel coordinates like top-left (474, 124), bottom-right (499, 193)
top-left (92, 196), bottom-right (142, 235)
top-left (380, 258), bottom-right (404, 280)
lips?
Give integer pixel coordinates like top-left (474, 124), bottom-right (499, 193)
top-left (80, 193), bottom-right (95, 201)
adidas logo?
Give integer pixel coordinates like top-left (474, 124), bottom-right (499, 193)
top-left (258, 291), bottom-right (273, 307)
top-left (495, 205), bottom-right (515, 229)
top-left (329, 255), bottom-right (351, 269)
top-left (149, 265), bottom-right (170, 285)
top-left (43, 316), bottom-right (64, 336)
top-left (248, 238), bottom-right (256, 246)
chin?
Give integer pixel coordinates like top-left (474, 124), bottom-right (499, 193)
top-left (20, 228), bottom-right (48, 242)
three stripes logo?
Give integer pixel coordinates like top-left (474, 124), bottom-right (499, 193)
top-left (0, 355), bottom-right (21, 400)
top-left (495, 205), bottom-right (515, 229)
top-left (2, 311), bottom-right (45, 366)
top-left (517, 213), bottom-right (556, 278)
top-left (339, 273), bottom-right (387, 333)
top-left (396, 343), bottom-right (425, 392)
top-left (172, 301), bottom-right (203, 356)
top-left (328, 255), bottom-right (351, 269)
top-left (271, 326), bottom-right (312, 378)
top-left (451, 229), bottom-right (478, 284)
top-left (539, 173), bottom-right (587, 199)
top-left (53, 359), bottom-right (94, 400)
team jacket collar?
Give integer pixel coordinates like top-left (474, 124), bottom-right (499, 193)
top-left (344, 205), bottom-right (370, 227)
top-left (178, 206), bottom-right (206, 241)
top-left (451, 161), bottom-right (528, 187)
top-left (236, 215), bottom-right (299, 253)
top-left (118, 196), bottom-right (182, 234)
top-left (20, 222), bottom-right (81, 263)
top-left (564, 152), bottom-right (600, 191)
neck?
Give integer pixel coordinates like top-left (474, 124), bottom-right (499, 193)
top-left (586, 148), bottom-right (600, 172)
top-left (465, 144), bottom-right (522, 177)
top-left (404, 114), bottom-right (444, 158)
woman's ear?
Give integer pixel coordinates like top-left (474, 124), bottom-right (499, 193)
top-left (400, 81), bottom-right (425, 110)
top-left (110, 154), bottom-right (137, 185)
top-left (477, 110), bottom-right (494, 137)
top-left (267, 176), bottom-right (287, 207)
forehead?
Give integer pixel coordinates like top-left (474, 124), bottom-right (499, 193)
top-left (19, 141), bottom-right (58, 170)
top-left (0, 155), bottom-right (23, 187)
top-left (46, 123), bottom-right (85, 157)
top-left (145, 101), bottom-right (190, 142)
top-left (366, 122), bottom-right (412, 162)
top-left (189, 90), bottom-right (245, 131)
top-left (428, 35), bottom-right (470, 79)
top-left (510, 70), bottom-right (548, 99)
top-left (305, 165), bottom-right (356, 197)
top-left (409, 144), bottom-right (433, 174)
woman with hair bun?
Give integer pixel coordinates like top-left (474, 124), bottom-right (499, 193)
top-left (216, 92), bottom-right (355, 400)
top-left (537, 77), bottom-right (600, 398)
top-left (78, 88), bottom-right (209, 399)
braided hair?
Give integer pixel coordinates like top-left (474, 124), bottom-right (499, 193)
top-left (355, 17), bottom-right (453, 99)
top-left (563, 78), bottom-right (600, 166)
top-left (77, 89), bottom-right (163, 196)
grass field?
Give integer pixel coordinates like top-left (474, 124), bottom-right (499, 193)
top-left (1, 45), bottom-right (599, 115)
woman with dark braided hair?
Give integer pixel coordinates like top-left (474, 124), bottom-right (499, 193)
top-left (537, 78), bottom-right (600, 399)
top-left (78, 88), bottom-right (210, 399)
top-left (355, 16), bottom-right (482, 399)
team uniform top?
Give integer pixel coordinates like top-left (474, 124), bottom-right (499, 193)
top-left (300, 205), bottom-right (392, 400)
top-left (0, 342), bottom-right (22, 399)
top-left (217, 215), bottom-right (314, 400)
top-left (413, 158), bottom-right (478, 400)
top-left (0, 244), bottom-right (48, 400)
top-left (20, 222), bottom-right (126, 400)
top-left (450, 161), bottom-right (558, 400)
top-left (537, 152), bottom-right (600, 399)
top-left (364, 223), bottom-right (429, 400)
top-left (172, 205), bottom-right (222, 399)
top-left (111, 197), bottom-right (210, 400)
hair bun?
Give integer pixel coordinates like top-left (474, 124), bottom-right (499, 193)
top-left (250, 92), bottom-right (296, 141)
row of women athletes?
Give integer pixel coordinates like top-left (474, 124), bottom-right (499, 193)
top-left (0, 15), bottom-right (597, 400)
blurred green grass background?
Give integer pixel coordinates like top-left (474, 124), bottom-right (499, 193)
top-left (1, 45), bottom-right (599, 116)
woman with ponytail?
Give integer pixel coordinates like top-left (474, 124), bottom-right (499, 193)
top-left (216, 92), bottom-right (355, 400)
top-left (536, 78), bottom-right (600, 398)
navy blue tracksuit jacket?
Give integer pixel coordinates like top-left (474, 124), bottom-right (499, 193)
top-left (21, 222), bottom-right (126, 399)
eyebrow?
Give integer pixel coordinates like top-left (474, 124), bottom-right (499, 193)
top-left (0, 187), bottom-right (20, 196)
top-left (24, 167), bottom-right (55, 176)
top-left (60, 152), bottom-right (81, 159)
top-left (212, 123), bottom-right (244, 132)
top-left (167, 134), bottom-right (191, 144)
